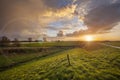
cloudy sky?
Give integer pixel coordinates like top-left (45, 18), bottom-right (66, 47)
top-left (0, 0), bottom-right (120, 41)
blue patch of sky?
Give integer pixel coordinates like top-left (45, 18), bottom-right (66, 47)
top-left (47, 30), bottom-right (58, 37)
top-left (46, 16), bottom-right (86, 37)
top-left (55, 0), bottom-right (73, 9)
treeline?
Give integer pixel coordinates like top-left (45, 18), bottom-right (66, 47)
top-left (0, 36), bottom-right (13, 47)
top-left (0, 36), bottom-right (39, 47)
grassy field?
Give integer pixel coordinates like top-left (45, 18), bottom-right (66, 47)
top-left (0, 42), bottom-right (120, 80)
top-left (20, 41), bottom-right (85, 47)
top-left (0, 47), bottom-right (68, 71)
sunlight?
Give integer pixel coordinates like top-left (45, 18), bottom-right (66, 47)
top-left (84, 35), bottom-right (94, 41)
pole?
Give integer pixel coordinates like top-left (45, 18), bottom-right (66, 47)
top-left (67, 54), bottom-right (71, 66)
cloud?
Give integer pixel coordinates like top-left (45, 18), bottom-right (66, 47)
top-left (66, 30), bottom-right (88, 37)
top-left (0, 0), bottom-right (76, 40)
top-left (42, 0), bottom-right (73, 9)
top-left (65, 0), bottom-right (120, 37)
top-left (43, 4), bottom-right (76, 18)
top-left (0, 0), bottom-right (120, 40)
top-left (0, 0), bottom-right (47, 37)
top-left (84, 2), bottom-right (120, 33)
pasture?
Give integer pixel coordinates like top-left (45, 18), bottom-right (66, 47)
top-left (0, 41), bottom-right (120, 80)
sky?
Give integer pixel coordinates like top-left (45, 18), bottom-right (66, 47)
top-left (0, 0), bottom-right (120, 41)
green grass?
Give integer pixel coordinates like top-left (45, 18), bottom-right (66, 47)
top-left (0, 48), bottom-right (66, 70)
top-left (20, 41), bottom-right (84, 47)
top-left (0, 44), bottom-right (120, 80)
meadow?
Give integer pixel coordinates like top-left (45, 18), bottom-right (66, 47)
top-left (20, 41), bottom-right (85, 47)
top-left (0, 42), bottom-right (120, 80)
top-left (0, 47), bottom-right (69, 71)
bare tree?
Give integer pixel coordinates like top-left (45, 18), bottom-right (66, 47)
top-left (13, 38), bottom-right (20, 47)
top-left (43, 37), bottom-right (47, 42)
top-left (28, 37), bottom-right (32, 42)
top-left (0, 36), bottom-right (10, 47)
top-left (57, 31), bottom-right (64, 37)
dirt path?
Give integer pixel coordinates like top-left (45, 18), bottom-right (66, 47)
top-left (101, 43), bottom-right (120, 49)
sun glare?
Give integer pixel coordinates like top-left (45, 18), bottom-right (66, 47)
top-left (84, 35), bottom-right (94, 41)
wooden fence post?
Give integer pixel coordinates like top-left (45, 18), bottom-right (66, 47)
top-left (67, 54), bottom-right (71, 66)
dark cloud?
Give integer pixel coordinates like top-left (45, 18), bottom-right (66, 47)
top-left (66, 0), bottom-right (120, 37)
top-left (84, 3), bottom-right (120, 33)
top-left (0, 0), bottom-right (42, 31)
top-left (0, 0), bottom-right (62, 39)
top-left (43, 0), bottom-right (73, 9)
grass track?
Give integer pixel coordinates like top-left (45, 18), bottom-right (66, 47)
top-left (103, 41), bottom-right (120, 47)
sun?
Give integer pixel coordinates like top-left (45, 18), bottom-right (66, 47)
top-left (84, 35), bottom-right (94, 41)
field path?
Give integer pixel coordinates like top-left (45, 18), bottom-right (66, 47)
top-left (100, 43), bottom-right (120, 49)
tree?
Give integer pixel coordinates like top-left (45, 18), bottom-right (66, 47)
top-left (13, 38), bottom-right (20, 47)
top-left (28, 37), bottom-right (32, 42)
top-left (0, 36), bottom-right (10, 47)
top-left (57, 31), bottom-right (64, 37)
top-left (43, 37), bottom-right (47, 42)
